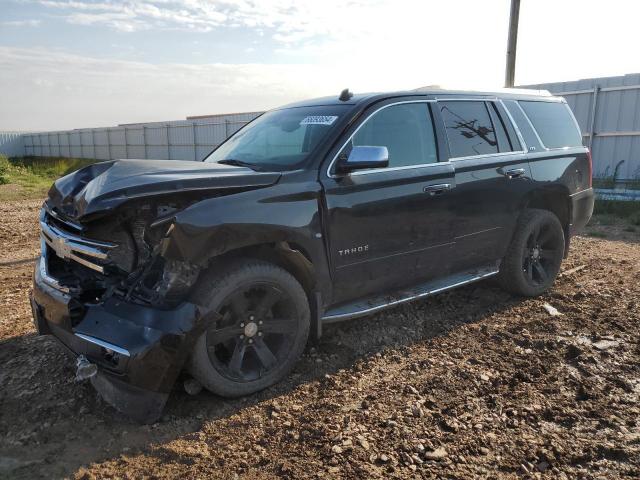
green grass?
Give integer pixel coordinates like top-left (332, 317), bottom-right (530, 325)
top-left (590, 213), bottom-right (617, 226)
top-left (587, 200), bottom-right (640, 239)
top-left (593, 177), bottom-right (616, 189)
top-left (593, 200), bottom-right (640, 225)
top-left (0, 155), bottom-right (98, 201)
top-left (593, 178), bottom-right (640, 191)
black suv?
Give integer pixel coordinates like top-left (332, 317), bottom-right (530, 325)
top-left (31, 88), bottom-right (594, 421)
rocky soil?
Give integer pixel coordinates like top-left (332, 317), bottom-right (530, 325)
top-left (0, 200), bottom-right (639, 479)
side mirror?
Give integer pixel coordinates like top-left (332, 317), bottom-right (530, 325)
top-left (338, 146), bottom-right (389, 173)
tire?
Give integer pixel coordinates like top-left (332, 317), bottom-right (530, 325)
top-left (498, 208), bottom-right (565, 297)
top-left (188, 259), bottom-right (310, 397)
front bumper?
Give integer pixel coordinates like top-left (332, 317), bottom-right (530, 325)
top-left (31, 254), bottom-right (208, 423)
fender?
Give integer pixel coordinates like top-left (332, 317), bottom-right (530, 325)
top-left (519, 184), bottom-right (572, 215)
top-left (160, 179), bottom-right (333, 298)
top-left (517, 183), bottom-right (572, 255)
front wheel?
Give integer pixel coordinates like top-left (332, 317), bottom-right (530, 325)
top-left (189, 259), bottom-right (310, 397)
top-left (498, 209), bottom-right (565, 297)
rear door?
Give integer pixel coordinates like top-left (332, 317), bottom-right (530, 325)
top-left (320, 100), bottom-right (456, 305)
top-left (434, 98), bottom-right (532, 273)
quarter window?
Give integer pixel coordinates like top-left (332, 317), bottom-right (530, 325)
top-left (349, 103), bottom-right (438, 168)
top-left (519, 101), bottom-right (583, 148)
top-left (440, 101), bottom-right (499, 157)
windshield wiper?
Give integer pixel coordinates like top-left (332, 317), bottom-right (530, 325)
top-left (217, 159), bottom-right (258, 170)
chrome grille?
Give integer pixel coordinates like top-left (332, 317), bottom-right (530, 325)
top-left (40, 216), bottom-right (117, 274)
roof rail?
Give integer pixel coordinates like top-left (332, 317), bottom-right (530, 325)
top-left (412, 86), bottom-right (553, 97)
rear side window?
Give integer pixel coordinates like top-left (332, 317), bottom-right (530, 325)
top-left (350, 103), bottom-right (438, 167)
top-left (439, 101), bottom-right (499, 157)
top-left (519, 101), bottom-right (583, 149)
top-left (487, 102), bottom-right (519, 152)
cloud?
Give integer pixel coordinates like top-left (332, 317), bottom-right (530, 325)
top-left (65, 12), bottom-right (149, 32)
top-left (36, 0), bottom-right (253, 33)
top-left (0, 46), bottom-right (347, 131)
top-left (1, 19), bottom-right (42, 27)
top-left (34, 0), bottom-right (372, 39)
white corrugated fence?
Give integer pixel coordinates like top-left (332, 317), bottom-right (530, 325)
top-left (10, 111), bottom-right (263, 162)
top-left (0, 132), bottom-right (26, 157)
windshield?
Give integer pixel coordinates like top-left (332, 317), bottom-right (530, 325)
top-left (204, 105), bottom-right (349, 170)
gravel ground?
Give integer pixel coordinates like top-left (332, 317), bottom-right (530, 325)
top-left (0, 200), bottom-right (639, 479)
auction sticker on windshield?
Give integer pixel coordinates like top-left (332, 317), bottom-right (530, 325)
top-left (300, 116), bottom-right (338, 126)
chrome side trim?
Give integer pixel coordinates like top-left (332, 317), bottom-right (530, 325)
top-left (326, 100), bottom-right (436, 178)
top-left (449, 151), bottom-right (526, 162)
top-left (321, 269), bottom-right (499, 323)
top-left (40, 219), bottom-right (116, 273)
top-left (345, 160), bottom-right (451, 176)
top-left (74, 333), bottom-right (131, 357)
top-left (569, 188), bottom-right (594, 198)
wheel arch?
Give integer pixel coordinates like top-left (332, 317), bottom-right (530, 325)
top-left (197, 241), bottom-right (324, 340)
top-left (521, 186), bottom-right (572, 255)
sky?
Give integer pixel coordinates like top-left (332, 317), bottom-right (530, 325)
top-left (1, 0), bottom-right (639, 131)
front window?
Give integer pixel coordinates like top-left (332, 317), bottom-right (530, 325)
top-left (347, 103), bottom-right (438, 167)
top-left (205, 105), bottom-right (349, 170)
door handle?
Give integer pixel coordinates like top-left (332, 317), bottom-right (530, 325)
top-left (423, 183), bottom-right (452, 196)
top-left (503, 168), bottom-right (526, 179)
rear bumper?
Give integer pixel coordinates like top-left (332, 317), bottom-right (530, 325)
top-left (31, 257), bottom-right (208, 422)
top-left (569, 188), bottom-right (595, 235)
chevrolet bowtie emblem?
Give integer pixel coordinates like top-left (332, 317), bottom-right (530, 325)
top-left (52, 235), bottom-right (73, 259)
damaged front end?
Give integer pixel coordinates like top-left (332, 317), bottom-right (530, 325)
top-left (31, 159), bottom-right (282, 421)
top-left (31, 198), bottom-right (212, 422)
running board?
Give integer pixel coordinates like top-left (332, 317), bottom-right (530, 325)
top-left (321, 266), bottom-right (499, 324)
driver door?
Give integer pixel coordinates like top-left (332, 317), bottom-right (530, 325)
top-left (320, 101), bottom-right (456, 305)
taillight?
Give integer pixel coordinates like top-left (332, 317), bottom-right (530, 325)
top-left (586, 149), bottom-right (593, 188)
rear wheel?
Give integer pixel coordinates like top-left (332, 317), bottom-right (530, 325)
top-left (189, 259), bottom-right (310, 397)
top-left (499, 209), bottom-right (565, 297)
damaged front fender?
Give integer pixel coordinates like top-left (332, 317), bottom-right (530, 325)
top-left (159, 180), bottom-right (330, 286)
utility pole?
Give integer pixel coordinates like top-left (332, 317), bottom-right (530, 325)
top-left (504, 0), bottom-right (521, 87)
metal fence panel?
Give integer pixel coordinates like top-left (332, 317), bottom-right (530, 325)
top-left (108, 128), bottom-right (126, 160)
top-left (168, 124), bottom-right (197, 161)
top-left (17, 111), bottom-right (262, 162)
top-left (145, 125), bottom-right (169, 160)
top-left (0, 132), bottom-right (25, 157)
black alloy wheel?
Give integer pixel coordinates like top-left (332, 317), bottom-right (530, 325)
top-left (189, 259), bottom-right (310, 397)
top-left (499, 208), bottom-right (565, 297)
top-left (206, 283), bottom-right (298, 382)
top-left (522, 222), bottom-right (562, 287)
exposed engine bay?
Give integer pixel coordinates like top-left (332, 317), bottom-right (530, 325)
top-left (42, 197), bottom-right (203, 311)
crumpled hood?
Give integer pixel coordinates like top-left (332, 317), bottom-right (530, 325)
top-left (47, 159), bottom-right (281, 220)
